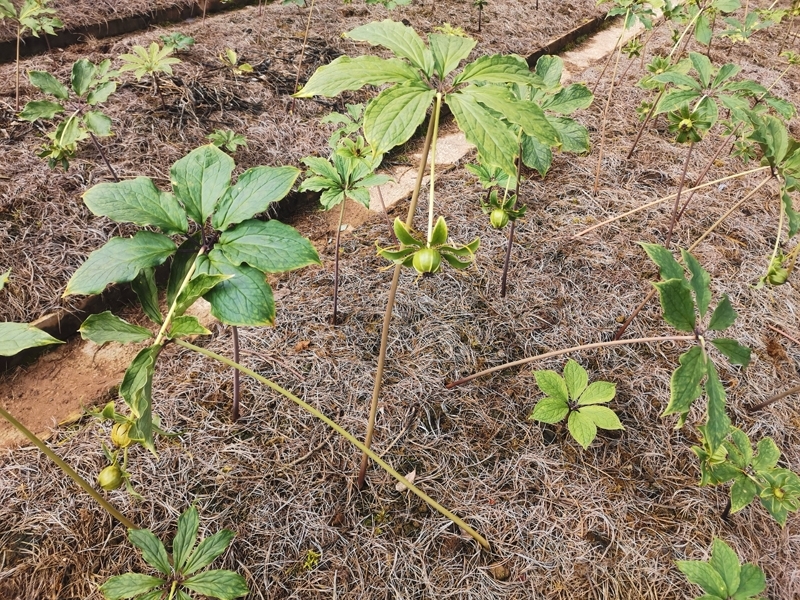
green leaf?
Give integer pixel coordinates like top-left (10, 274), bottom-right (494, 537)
top-left (664, 346), bottom-right (706, 416)
top-left (653, 278), bottom-right (696, 332)
top-left (677, 560), bottom-right (729, 598)
top-left (578, 405), bottom-right (623, 430)
top-left (567, 410), bottom-right (598, 450)
top-left (577, 381), bottom-right (616, 405)
top-left (174, 273), bottom-right (231, 317)
top-left (0, 322), bottom-right (63, 357)
top-left (197, 255), bottom-right (275, 326)
top-left (87, 81), bottom-right (117, 105)
top-left (132, 268), bottom-right (162, 325)
top-left (28, 70), bottom-right (69, 99)
top-left (689, 52), bottom-right (713, 89)
top-left (534, 369), bottom-right (568, 403)
top-left (294, 55), bottom-right (422, 98)
top-left (726, 428), bottom-right (753, 470)
top-left (695, 12), bottom-right (712, 45)
top-left (84, 110), bottom-right (113, 137)
top-left (752, 438), bottom-right (780, 472)
top-left (681, 249), bottom-right (711, 319)
top-left (83, 177), bottom-right (187, 235)
top-left (428, 33), bottom-right (475, 79)
top-left (730, 475), bottom-right (758, 513)
top-left (99, 573), bottom-right (165, 600)
top-left (173, 506), bottom-right (199, 572)
top-left (563, 359), bottom-right (587, 400)
top-left (18, 100), bottom-right (64, 121)
top-left (430, 216), bottom-right (448, 247)
top-left (708, 295), bottom-right (737, 331)
top-left (454, 54), bottom-right (535, 86)
top-left (541, 84), bottom-right (593, 114)
top-left (71, 58), bottom-right (95, 97)
top-left (211, 166), bottom-right (300, 231)
top-left (640, 242), bottom-right (685, 281)
top-left (128, 529), bottom-right (171, 575)
top-left (182, 530), bottom-right (236, 576)
top-left (655, 89), bottom-right (702, 114)
top-left (710, 338), bottom-right (751, 367)
top-left (734, 563), bottom-right (767, 599)
top-left (547, 116), bottom-right (590, 153)
top-left (534, 55), bottom-right (563, 90)
top-left (345, 19), bottom-right (434, 77)
top-left (170, 145), bottom-right (235, 225)
top-left (64, 232), bottom-right (177, 297)
top-left (169, 316), bottom-right (212, 338)
top-left (447, 91), bottom-right (517, 176)
top-left (167, 239), bottom-right (200, 308)
top-left (0, 0), bottom-right (16, 18)
top-left (781, 189), bottom-right (800, 238)
top-left (521, 134), bottom-right (552, 176)
top-left (529, 396), bottom-right (569, 424)
top-left (0, 268), bottom-right (9, 290)
top-left (216, 219), bottom-right (321, 274)
top-left (79, 311), bottom-right (153, 345)
top-left (120, 345), bottom-right (160, 453)
top-left (182, 569), bottom-right (249, 600)
top-left (709, 538), bottom-right (741, 594)
top-left (705, 361), bottom-right (731, 453)
top-left (392, 218), bottom-right (421, 247)
top-left (363, 82), bottom-right (435, 157)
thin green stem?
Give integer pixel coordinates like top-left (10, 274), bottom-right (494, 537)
top-left (153, 251), bottom-right (204, 346)
top-left (167, 580), bottom-right (178, 600)
top-left (0, 405), bottom-right (137, 530)
top-left (332, 198), bottom-right (347, 325)
top-left (15, 24), bottom-right (21, 112)
top-left (768, 188), bottom-right (785, 267)
top-left (174, 338), bottom-right (490, 550)
top-left (670, 5), bottom-right (704, 60)
top-left (446, 336), bottom-right (696, 389)
top-left (427, 93), bottom-right (443, 245)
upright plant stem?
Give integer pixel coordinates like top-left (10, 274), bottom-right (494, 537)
top-left (154, 251), bottom-right (203, 346)
top-left (593, 41), bottom-right (624, 195)
top-left (627, 89), bottom-right (663, 159)
top-left (357, 106), bottom-right (438, 489)
top-left (0, 405), bottom-right (137, 530)
top-left (175, 338), bottom-right (490, 550)
top-left (500, 141), bottom-right (523, 298)
top-left (426, 93), bottom-right (443, 244)
top-left (446, 335), bottom-right (695, 389)
top-left (289, 0), bottom-right (316, 114)
top-left (664, 140), bottom-right (695, 248)
top-left (88, 131), bottom-right (120, 182)
top-left (748, 383), bottom-right (800, 413)
top-left (232, 326), bottom-right (241, 421)
top-left (332, 198), bottom-right (347, 324)
top-left (15, 25), bottom-right (21, 112)
top-left (591, 29), bottom-right (624, 96)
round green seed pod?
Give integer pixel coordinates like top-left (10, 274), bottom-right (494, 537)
top-left (412, 247), bottom-right (442, 274)
top-left (98, 464), bottom-right (123, 491)
top-left (111, 422), bottom-right (132, 448)
top-left (490, 209), bottom-right (510, 229)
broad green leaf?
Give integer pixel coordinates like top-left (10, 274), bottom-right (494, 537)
top-left (428, 33), bottom-right (475, 79)
top-left (752, 438), bottom-right (780, 472)
top-left (730, 475), bottom-right (758, 513)
top-left (689, 52), bottom-right (713, 89)
top-left (714, 0), bottom-right (742, 11)
top-left (182, 569), bottom-right (249, 600)
top-left (653, 278), bottom-right (696, 332)
top-left (681, 249), bottom-right (711, 318)
top-left (541, 84), bottom-right (593, 114)
top-left (547, 116), bottom-right (590, 153)
top-left (534, 55), bottom-right (563, 90)
top-left (426, 217), bottom-right (446, 247)
top-left (53, 114), bottom-right (83, 147)
top-left (0, 322), bottom-right (62, 356)
top-left (567, 410), bottom-right (597, 450)
top-left (709, 538), bottom-right (741, 594)
top-left (198, 255), bottom-right (275, 326)
top-left (705, 362), bottom-right (730, 453)
top-left (708, 295), bottom-right (737, 331)
top-left (710, 338), bottom-right (751, 367)
top-left (346, 20), bottom-right (434, 77)
top-left (664, 346), bottom-right (705, 416)
top-left (212, 166), bottom-right (300, 231)
top-left (128, 529), bottom-right (171, 575)
top-left (136, 591), bottom-right (169, 600)
top-left (168, 240), bottom-right (200, 307)
top-left (168, 316), bottom-right (212, 338)
top-left (676, 560), bottom-right (729, 598)
top-left (64, 232), bottom-right (176, 296)
top-left (28, 70), bottom-right (68, 99)
top-left (563, 359), bottom-right (587, 400)
top-left (454, 54), bottom-right (535, 86)
top-left (712, 63), bottom-right (741, 89)
top-left (71, 58), bottom-right (95, 97)
top-left (529, 397), bottom-right (569, 424)
top-left (655, 89), bottom-right (702, 115)
top-left (521, 134), bottom-right (552, 177)
top-left (87, 81), bottom-right (116, 105)
top-left (99, 573), bottom-right (165, 600)
top-left (725, 428), bottom-right (753, 470)
top-left (84, 110), bottom-right (112, 137)
top-left (174, 273), bottom-right (231, 317)
top-left (534, 370), bottom-right (568, 403)
top-left (173, 506), bottom-right (200, 572)
top-left (781, 189), bottom-right (800, 238)
top-left (447, 91), bottom-right (517, 176)
top-left (0, 0), bottom-right (16, 18)
top-left (132, 268), bottom-right (162, 325)
top-left (392, 218), bottom-right (420, 246)
top-left (301, 156), bottom-right (341, 183)
top-left (79, 311), bottom-right (153, 345)
top-left (294, 55), bottom-right (422, 98)
top-left (170, 145), bottom-right (235, 225)
top-left (216, 219), bottom-right (321, 274)
top-left (183, 530), bottom-right (236, 576)
top-left (640, 242), bottom-right (684, 281)
top-left (18, 100), bottom-right (64, 121)
top-left (363, 82), bottom-right (435, 157)
top-left (120, 345), bottom-right (160, 453)
top-left (734, 564), bottom-right (766, 599)
top-left (750, 114), bottom-right (789, 165)
top-left (651, 71), bottom-right (702, 91)
top-left (577, 381), bottom-right (616, 405)
top-left (83, 177), bottom-right (187, 235)
top-left (695, 12), bottom-right (712, 45)
top-left (578, 405), bottom-right (623, 430)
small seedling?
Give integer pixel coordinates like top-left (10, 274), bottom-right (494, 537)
top-left (677, 538), bottom-right (766, 600)
top-left (320, 103), bottom-right (364, 148)
top-left (529, 359), bottom-right (622, 450)
top-left (219, 48), bottom-right (253, 76)
top-left (119, 42), bottom-right (182, 108)
top-left (0, 268), bottom-right (10, 291)
top-left (207, 129), bottom-right (248, 153)
top-left (473, 0), bottom-right (488, 32)
top-left (99, 506), bottom-right (249, 600)
top-left (160, 32), bottom-right (195, 52)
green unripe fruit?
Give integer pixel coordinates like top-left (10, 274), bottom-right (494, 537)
top-left (767, 267), bottom-right (789, 285)
top-left (111, 422), bottom-right (132, 448)
top-left (412, 247), bottom-right (441, 274)
top-left (490, 209), bottom-right (509, 229)
top-left (98, 464), bottom-right (123, 491)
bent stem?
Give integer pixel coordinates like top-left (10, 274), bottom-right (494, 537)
top-left (500, 140), bottom-right (523, 298)
top-left (175, 338), bottom-right (491, 550)
top-left (0, 405), bottom-right (137, 530)
top-left (446, 335), bottom-right (696, 389)
top-left (289, 0), bottom-right (316, 114)
top-left (88, 131), bottom-right (120, 182)
top-left (332, 198), bottom-right (346, 325)
top-left (357, 105), bottom-right (439, 489)
top-left (748, 383), bottom-right (800, 413)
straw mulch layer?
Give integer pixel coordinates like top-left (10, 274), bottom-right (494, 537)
top-left (2, 2), bottom-right (800, 599)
